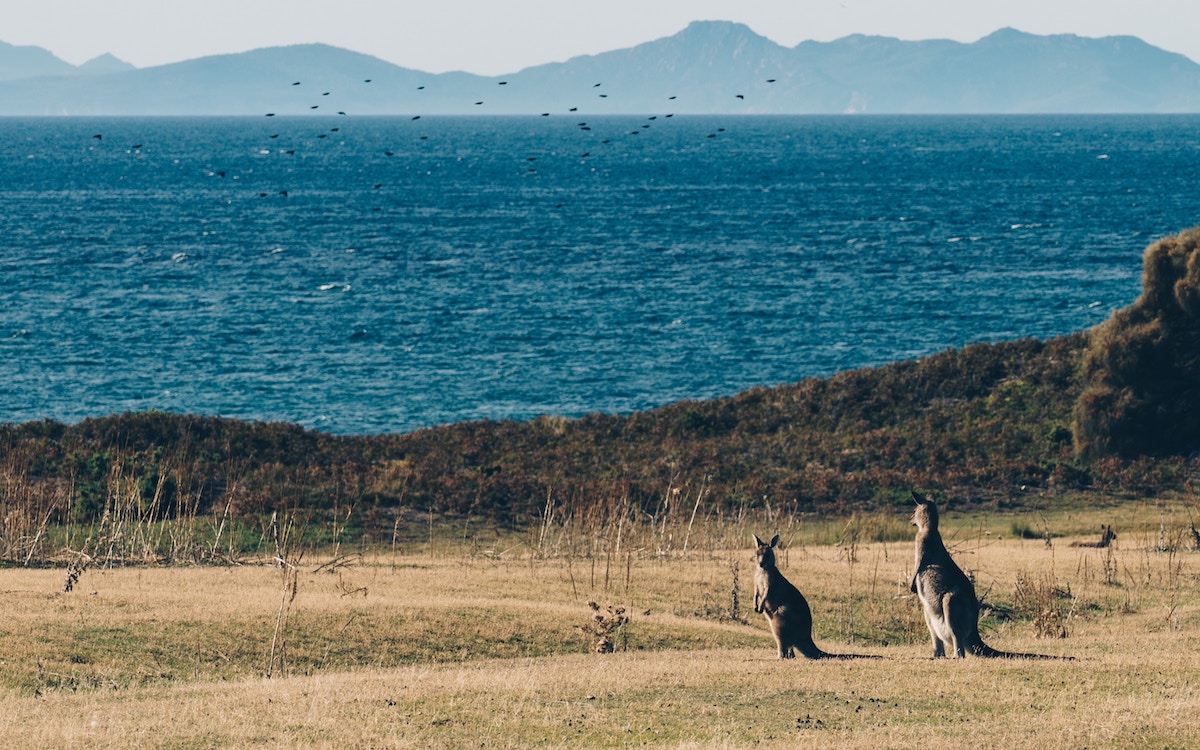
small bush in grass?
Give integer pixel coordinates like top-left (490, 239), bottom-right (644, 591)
top-left (582, 601), bottom-right (629, 653)
top-left (1013, 570), bottom-right (1072, 639)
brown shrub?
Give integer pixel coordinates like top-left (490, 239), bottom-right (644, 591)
top-left (1073, 227), bottom-right (1200, 460)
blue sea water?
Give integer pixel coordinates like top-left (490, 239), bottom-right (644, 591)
top-left (2, 115), bottom-right (1199, 435)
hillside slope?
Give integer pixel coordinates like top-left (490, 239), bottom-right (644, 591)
top-left (3, 330), bottom-right (1178, 533)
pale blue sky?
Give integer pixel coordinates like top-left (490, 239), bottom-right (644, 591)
top-left (6, 0), bottom-right (1199, 73)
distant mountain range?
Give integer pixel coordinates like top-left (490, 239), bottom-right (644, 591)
top-left (3, 21), bottom-right (1200, 115)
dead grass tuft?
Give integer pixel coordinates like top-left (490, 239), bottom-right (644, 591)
top-left (1013, 569), bottom-right (1073, 638)
top-left (582, 601), bottom-right (630, 653)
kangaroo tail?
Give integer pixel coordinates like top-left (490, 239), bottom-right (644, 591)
top-left (969, 640), bottom-right (1073, 661)
top-left (797, 639), bottom-right (883, 660)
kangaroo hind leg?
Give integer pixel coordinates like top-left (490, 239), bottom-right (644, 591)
top-left (771, 620), bottom-right (794, 659)
top-left (942, 592), bottom-right (967, 658)
top-left (921, 597), bottom-right (948, 658)
top-left (925, 619), bottom-right (946, 658)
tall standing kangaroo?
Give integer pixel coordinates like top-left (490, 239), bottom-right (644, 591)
top-left (910, 491), bottom-right (1067, 660)
top-left (753, 534), bottom-right (877, 660)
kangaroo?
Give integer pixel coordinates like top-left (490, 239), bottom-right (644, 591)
top-left (909, 492), bottom-right (1068, 660)
top-left (1069, 524), bottom-right (1117, 548)
top-left (753, 534), bottom-right (877, 660)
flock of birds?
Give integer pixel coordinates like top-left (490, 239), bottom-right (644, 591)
top-left (86, 73), bottom-right (781, 205)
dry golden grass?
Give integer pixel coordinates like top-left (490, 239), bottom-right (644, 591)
top-left (9, 645), bottom-right (1200, 749)
top-left (3, 500), bottom-right (1200, 748)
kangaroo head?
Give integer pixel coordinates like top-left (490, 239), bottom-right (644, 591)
top-left (910, 491), bottom-right (939, 531)
top-left (1101, 525), bottom-right (1117, 542)
top-left (754, 534), bottom-right (780, 568)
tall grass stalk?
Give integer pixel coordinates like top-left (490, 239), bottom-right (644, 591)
top-left (266, 511), bottom-right (304, 679)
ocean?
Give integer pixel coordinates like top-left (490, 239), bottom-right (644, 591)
top-left (2, 114), bottom-right (1198, 435)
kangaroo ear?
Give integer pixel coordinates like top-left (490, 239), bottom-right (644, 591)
top-left (770, 534), bottom-right (780, 548)
top-left (753, 534), bottom-right (765, 547)
top-left (911, 490), bottom-right (926, 505)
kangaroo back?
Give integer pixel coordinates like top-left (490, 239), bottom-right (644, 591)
top-left (753, 534), bottom-right (878, 660)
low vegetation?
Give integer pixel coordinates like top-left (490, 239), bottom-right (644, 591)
top-left (2, 333), bottom-right (1098, 545)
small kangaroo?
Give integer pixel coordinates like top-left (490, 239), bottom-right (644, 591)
top-left (753, 534), bottom-right (877, 660)
top-left (1069, 524), bottom-right (1117, 548)
top-left (910, 492), bottom-right (1067, 660)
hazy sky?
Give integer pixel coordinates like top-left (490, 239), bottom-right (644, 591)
top-left (6, 0), bottom-right (1199, 74)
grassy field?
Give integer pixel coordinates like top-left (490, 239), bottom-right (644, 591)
top-left (4, 498), bottom-right (1200, 749)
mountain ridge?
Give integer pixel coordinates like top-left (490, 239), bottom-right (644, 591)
top-left (1, 22), bottom-right (1198, 114)
top-left (0, 39), bottom-right (78, 82)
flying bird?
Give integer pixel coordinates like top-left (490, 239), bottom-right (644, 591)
top-left (92, 134), bottom-right (102, 140)
top-left (292, 81), bottom-right (300, 86)
top-left (364, 79), bottom-right (372, 83)
top-left (265, 113), bottom-right (276, 117)
top-left (736, 94), bottom-right (744, 100)
top-left (766, 78), bottom-right (776, 83)
top-left (412, 115), bottom-right (420, 120)
top-left (474, 101), bottom-right (483, 105)
top-left (498, 81), bottom-right (507, 85)
top-left (593, 83), bottom-right (601, 87)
